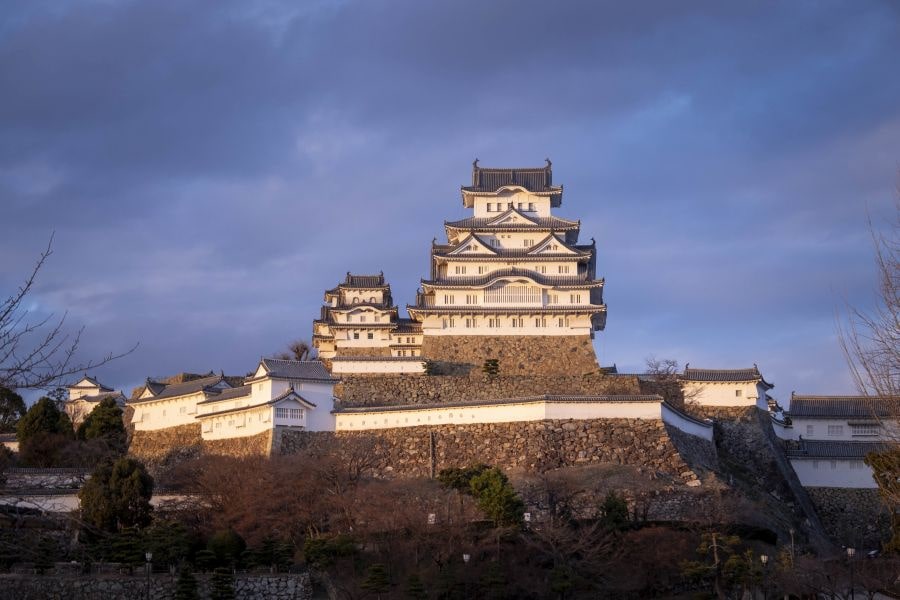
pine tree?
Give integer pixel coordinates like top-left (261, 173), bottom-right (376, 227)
top-left (405, 573), bottom-right (428, 599)
top-left (209, 567), bottom-right (235, 600)
top-left (174, 567), bottom-right (200, 600)
top-left (76, 397), bottom-right (127, 454)
top-left (361, 563), bottom-right (390, 599)
top-left (78, 457), bottom-right (154, 534)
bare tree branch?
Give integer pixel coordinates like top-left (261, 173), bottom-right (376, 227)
top-left (0, 234), bottom-right (137, 391)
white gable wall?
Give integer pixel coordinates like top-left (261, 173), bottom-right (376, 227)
top-left (683, 381), bottom-right (768, 408)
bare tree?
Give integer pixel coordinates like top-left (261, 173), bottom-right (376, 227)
top-left (838, 202), bottom-right (900, 400)
top-left (643, 356), bottom-right (703, 409)
top-left (275, 339), bottom-right (315, 362)
top-left (0, 235), bottom-right (135, 390)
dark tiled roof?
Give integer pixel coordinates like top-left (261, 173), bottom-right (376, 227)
top-left (197, 385), bottom-right (252, 405)
top-left (196, 389), bottom-right (315, 419)
top-left (336, 272), bottom-right (387, 288)
top-left (786, 439), bottom-right (889, 459)
top-left (787, 395), bottom-right (897, 419)
top-left (682, 366), bottom-right (773, 388)
top-left (70, 391), bottom-right (125, 404)
top-left (258, 359), bottom-right (335, 381)
top-left (335, 394), bottom-right (663, 414)
top-left (408, 304), bottom-right (606, 315)
top-left (421, 267), bottom-right (604, 289)
top-left (462, 162), bottom-right (559, 194)
top-left (393, 319), bottom-right (423, 333)
top-left (70, 375), bottom-right (113, 391)
top-left (433, 235), bottom-right (592, 260)
top-left (331, 356), bottom-right (423, 362)
top-left (133, 374), bottom-right (228, 403)
top-left (445, 215), bottom-right (579, 230)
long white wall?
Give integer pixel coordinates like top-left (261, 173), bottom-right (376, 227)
top-left (132, 392), bottom-right (205, 431)
top-left (661, 402), bottom-right (715, 442)
top-left (787, 417), bottom-right (894, 442)
top-left (683, 381), bottom-right (767, 408)
top-left (790, 458), bottom-right (877, 488)
top-left (337, 398), bottom-right (661, 431)
top-left (331, 359), bottom-right (425, 374)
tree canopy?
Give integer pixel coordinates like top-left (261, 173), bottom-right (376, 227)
top-left (15, 396), bottom-right (73, 443)
top-left (0, 387), bottom-right (25, 433)
top-left (76, 396), bottom-right (127, 454)
top-left (78, 457), bottom-right (154, 534)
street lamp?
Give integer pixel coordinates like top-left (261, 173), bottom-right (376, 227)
top-left (462, 554), bottom-right (471, 599)
top-left (847, 547), bottom-right (855, 600)
top-left (145, 551), bottom-right (153, 600)
top-left (759, 555), bottom-right (769, 600)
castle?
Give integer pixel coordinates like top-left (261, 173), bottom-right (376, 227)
top-left (314, 160), bottom-right (606, 376)
top-left (62, 162), bottom-right (892, 547)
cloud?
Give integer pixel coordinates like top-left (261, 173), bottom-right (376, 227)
top-left (1, 0), bottom-right (898, 399)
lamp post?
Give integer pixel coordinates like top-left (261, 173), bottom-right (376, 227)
top-left (759, 554), bottom-right (768, 600)
top-left (462, 553), bottom-right (471, 599)
top-left (846, 547), bottom-right (855, 600)
top-left (145, 551), bottom-right (153, 600)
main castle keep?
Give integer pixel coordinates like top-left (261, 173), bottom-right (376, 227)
top-left (314, 160), bottom-right (607, 375)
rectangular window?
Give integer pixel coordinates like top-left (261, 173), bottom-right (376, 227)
top-left (528, 202), bottom-right (535, 211)
top-left (353, 332), bottom-right (359, 339)
top-left (478, 266), bottom-right (485, 274)
top-left (359, 316), bottom-right (366, 323)
top-left (559, 265), bottom-right (570, 274)
top-left (558, 318), bottom-right (565, 327)
top-left (180, 406), bottom-right (186, 414)
top-left (806, 424), bottom-right (814, 436)
top-left (827, 425), bottom-right (844, 437)
top-left (455, 266), bottom-right (466, 274)
top-left (449, 318), bottom-right (455, 327)
top-left (465, 318), bottom-right (472, 328)
top-left (735, 389), bottom-right (742, 397)
top-left (466, 294), bottom-right (477, 304)
top-left (524, 239), bottom-right (534, 247)
top-left (517, 202), bottom-right (523, 210)
top-left (367, 332), bottom-right (374, 340)
top-left (851, 424), bottom-right (879, 436)
top-left (486, 202), bottom-right (492, 212)
top-left (507, 202), bottom-right (513, 209)
top-left (570, 294), bottom-right (581, 303)
top-left (215, 422), bottom-right (221, 429)
top-left (535, 318), bottom-right (546, 327)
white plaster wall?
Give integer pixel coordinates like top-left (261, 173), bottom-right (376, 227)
top-left (439, 259), bottom-right (585, 278)
top-left (682, 381), bottom-right (761, 407)
top-left (790, 459), bottom-right (877, 488)
top-left (771, 419), bottom-right (794, 441)
top-left (471, 191), bottom-right (550, 218)
top-left (418, 313), bottom-right (596, 336)
top-left (335, 400), bottom-right (662, 431)
top-left (661, 402), bottom-right (714, 441)
top-left (788, 417), bottom-right (896, 442)
top-left (201, 405), bottom-right (273, 440)
top-left (299, 382), bottom-right (336, 431)
top-left (331, 360), bottom-right (425, 374)
top-left (132, 392), bottom-right (205, 431)
top-left (341, 289), bottom-right (385, 305)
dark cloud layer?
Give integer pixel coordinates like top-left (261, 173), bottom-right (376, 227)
top-left (1, 0), bottom-right (898, 400)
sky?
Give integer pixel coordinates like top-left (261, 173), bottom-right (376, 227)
top-left (1, 0), bottom-right (898, 403)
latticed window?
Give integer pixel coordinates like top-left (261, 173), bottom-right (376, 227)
top-left (276, 407), bottom-right (303, 420)
top-left (485, 283), bottom-right (541, 304)
top-left (851, 423), bottom-right (879, 436)
top-left (827, 425), bottom-right (844, 436)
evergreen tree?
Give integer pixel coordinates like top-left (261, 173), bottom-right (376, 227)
top-left (174, 567), bottom-right (200, 600)
top-left (16, 397), bottom-right (72, 442)
top-left (76, 397), bottom-right (127, 454)
top-left (34, 536), bottom-right (57, 575)
top-left (599, 491), bottom-right (629, 531)
top-left (0, 386), bottom-right (25, 433)
top-left (469, 468), bottom-right (524, 526)
top-left (361, 563), bottom-right (390, 599)
top-left (193, 549), bottom-right (217, 572)
top-left (405, 573), bottom-right (428, 599)
top-left (78, 457), bottom-right (154, 533)
top-left (207, 529), bottom-right (246, 568)
top-left (209, 567), bottom-right (236, 600)
top-left (108, 526), bottom-right (144, 571)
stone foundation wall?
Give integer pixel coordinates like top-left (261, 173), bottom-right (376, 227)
top-left (0, 573), bottom-right (311, 600)
top-left (336, 373), bottom-right (640, 407)
top-left (128, 424), bottom-right (203, 469)
top-left (421, 335), bottom-right (600, 375)
top-left (201, 430), bottom-right (273, 458)
top-left (278, 419), bottom-right (700, 483)
top-left (806, 487), bottom-right (891, 549)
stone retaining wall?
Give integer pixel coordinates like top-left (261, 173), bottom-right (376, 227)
top-left (336, 373), bottom-right (640, 407)
top-left (278, 419), bottom-right (700, 482)
top-left (806, 487), bottom-right (891, 549)
top-left (129, 424), bottom-right (203, 469)
top-left (421, 335), bottom-right (600, 375)
top-left (0, 573), bottom-right (311, 600)
top-left (201, 430), bottom-right (273, 458)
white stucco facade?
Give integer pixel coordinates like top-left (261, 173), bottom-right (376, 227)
top-left (789, 457), bottom-right (877, 488)
top-left (680, 367), bottom-right (774, 409)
